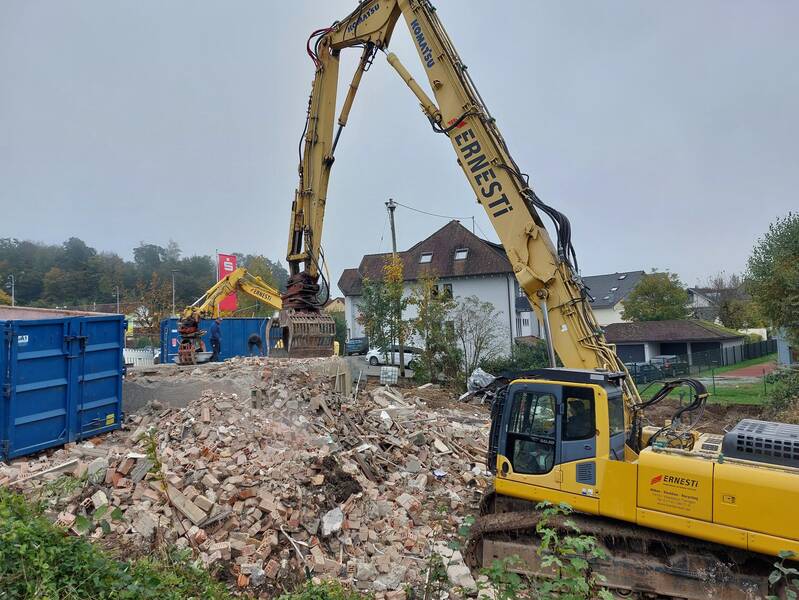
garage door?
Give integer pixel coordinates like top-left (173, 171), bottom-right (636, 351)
top-left (616, 344), bottom-right (645, 363)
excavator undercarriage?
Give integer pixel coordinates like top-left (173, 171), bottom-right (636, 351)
top-left (466, 491), bottom-right (777, 599)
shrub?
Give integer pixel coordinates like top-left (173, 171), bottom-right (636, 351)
top-left (277, 580), bottom-right (371, 600)
top-left (0, 489), bottom-right (239, 600)
top-left (479, 340), bottom-right (550, 375)
top-left (765, 367), bottom-right (799, 420)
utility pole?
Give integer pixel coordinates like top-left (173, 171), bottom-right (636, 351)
top-left (171, 270), bottom-right (179, 317)
top-left (7, 274), bottom-right (14, 307)
top-left (385, 198), bottom-right (405, 377)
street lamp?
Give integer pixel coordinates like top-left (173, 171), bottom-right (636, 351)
top-left (113, 286), bottom-right (121, 314)
top-left (171, 270), bottom-right (180, 317)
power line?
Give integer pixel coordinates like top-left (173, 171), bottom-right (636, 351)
top-left (391, 200), bottom-right (475, 233)
top-left (377, 212), bottom-right (389, 253)
top-left (392, 200), bottom-right (472, 222)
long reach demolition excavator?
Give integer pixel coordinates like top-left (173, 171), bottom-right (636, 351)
top-left (285, 1), bottom-right (799, 596)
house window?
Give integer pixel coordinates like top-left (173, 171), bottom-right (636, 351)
top-left (454, 248), bottom-right (469, 260)
top-left (420, 252), bottom-right (433, 263)
top-left (523, 318), bottom-right (530, 327)
top-left (434, 284), bottom-right (453, 299)
top-left (516, 316), bottom-right (522, 332)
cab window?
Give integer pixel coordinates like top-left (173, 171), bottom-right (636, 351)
top-left (507, 391), bottom-right (556, 475)
top-left (563, 386), bottom-right (595, 441)
top-left (608, 393), bottom-right (625, 437)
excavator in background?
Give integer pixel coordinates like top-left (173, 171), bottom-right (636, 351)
top-left (288, 1), bottom-right (799, 596)
top-left (177, 267), bottom-right (283, 364)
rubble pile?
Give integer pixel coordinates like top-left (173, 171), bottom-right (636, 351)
top-left (1, 357), bottom-right (491, 597)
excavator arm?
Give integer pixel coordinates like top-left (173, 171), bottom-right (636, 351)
top-left (183, 267), bottom-right (282, 319)
top-left (286, 0), bottom-right (639, 405)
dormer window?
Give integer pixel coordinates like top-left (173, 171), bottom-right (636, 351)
top-left (618, 274), bottom-right (627, 280)
top-left (454, 248), bottom-right (468, 260)
top-left (603, 295), bottom-right (610, 300)
top-left (420, 252), bottom-right (433, 264)
top-left (610, 286), bottom-right (618, 292)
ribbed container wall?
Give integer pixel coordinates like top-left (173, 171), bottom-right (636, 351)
top-left (160, 317), bottom-right (279, 364)
top-left (0, 307), bottom-right (125, 460)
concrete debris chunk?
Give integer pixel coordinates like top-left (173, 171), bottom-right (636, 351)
top-left (321, 507), bottom-right (344, 537)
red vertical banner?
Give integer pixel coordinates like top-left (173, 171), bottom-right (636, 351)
top-left (217, 253), bottom-right (238, 312)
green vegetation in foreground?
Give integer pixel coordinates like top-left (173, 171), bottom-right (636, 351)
top-left (710, 353), bottom-right (776, 376)
top-left (278, 581), bottom-right (371, 600)
top-left (0, 489), bottom-right (242, 600)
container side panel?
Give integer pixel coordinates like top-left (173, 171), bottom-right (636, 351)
top-left (160, 318), bottom-right (270, 363)
top-left (4, 319), bottom-right (71, 459)
top-left (78, 316), bottom-right (123, 438)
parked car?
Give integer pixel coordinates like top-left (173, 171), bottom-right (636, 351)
top-left (649, 354), bottom-right (689, 377)
top-left (624, 362), bottom-right (665, 384)
top-left (366, 345), bottom-right (422, 368)
top-left (345, 337), bottom-right (369, 356)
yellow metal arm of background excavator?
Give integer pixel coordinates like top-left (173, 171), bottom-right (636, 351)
top-left (289, 0), bottom-right (640, 406)
top-left (182, 267), bottom-right (282, 319)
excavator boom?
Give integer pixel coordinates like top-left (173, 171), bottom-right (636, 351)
top-left (285, 0), bottom-right (638, 395)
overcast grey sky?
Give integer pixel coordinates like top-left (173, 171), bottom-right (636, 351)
top-left (1, 1), bottom-right (797, 291)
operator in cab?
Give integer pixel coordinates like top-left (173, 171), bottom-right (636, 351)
top-left (209, 318), bottom-right (222, 362)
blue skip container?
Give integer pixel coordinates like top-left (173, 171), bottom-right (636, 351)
top-left (0, 307), bottom-right (125, 460)
top-left (159, 317), bottom-right (281, 364)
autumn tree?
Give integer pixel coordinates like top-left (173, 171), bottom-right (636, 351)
top-left (621, 272), bottom-right (689, 321)
top-left (133, 273), bottom-right (172, 330)
top-left (408, 275), bottom-right (456, 382)
top-left (0, 289), bottom-right (10, 305)
top-left (356, 277), bottom-right (392, 354)
top-left (452, 295), bottom-right (505, 379)
top-left (702, 271), bottom-right (759, 328)
top-left (383, 255), bottom-right (410, 375)
top-left (747, 212), bottom-right (799, 344)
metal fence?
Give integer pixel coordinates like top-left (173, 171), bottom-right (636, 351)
top-left (626, 339), bottom-right (777, 384)
top-left (124, 348), bottom-right (156, 367)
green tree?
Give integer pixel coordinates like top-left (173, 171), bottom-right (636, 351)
top-left (356, 277), bottom-right (392, 354)
top-left (621, 272), bottom-right (689, 321)
top-left (747, 212), bottom-right (799, 344)
top-left (702, 271), bottom-right (760, 329)
top-left (383, 255), bottom-right (410, 373)
top-left (408, 274), bottom-right (456, 382)
top-left (331, 312), bottom-right (347, 355)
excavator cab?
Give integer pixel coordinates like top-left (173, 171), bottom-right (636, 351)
top-left (487, 368), bottom-right (627, 506)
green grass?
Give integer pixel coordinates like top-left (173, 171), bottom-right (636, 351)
top-left (0, 489), bottom-right (243, 600)
top-left (638, 380), bottom-right (769, 405)
top-left (708, 353), bottom-right (777, 376)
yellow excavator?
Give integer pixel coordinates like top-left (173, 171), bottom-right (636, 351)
top-left (289, 1), bottom-right (798, 597)
top-left (177, 267), bottom-right (282, 364)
